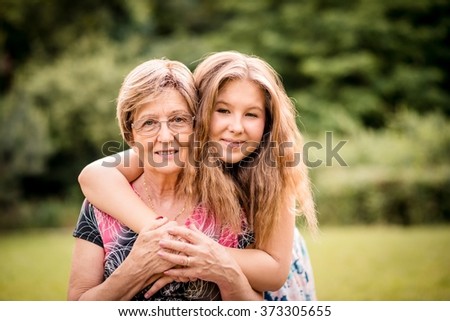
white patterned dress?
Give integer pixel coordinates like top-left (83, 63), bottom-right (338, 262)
top-left (264, 228), bottom-right (316, 300)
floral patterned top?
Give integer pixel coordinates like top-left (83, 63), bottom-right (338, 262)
top-left (73, 199), bottom-right (253, 300)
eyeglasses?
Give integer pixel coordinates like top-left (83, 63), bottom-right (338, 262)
top-left (131, 113), bottom-right (195, 137)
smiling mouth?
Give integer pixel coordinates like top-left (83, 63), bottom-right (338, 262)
top-left (221, 139), bottom-right (245, 149)
top-left (155, 150), bottom-right (179, 156)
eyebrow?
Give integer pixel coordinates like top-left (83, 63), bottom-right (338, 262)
top-left (136, 110), bottom-right (190, 119)
top-left (215, 100), bottom-right (264, 111)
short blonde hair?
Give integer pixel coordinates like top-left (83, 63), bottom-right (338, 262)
top-left (117, 59), bottom-right (197, 146)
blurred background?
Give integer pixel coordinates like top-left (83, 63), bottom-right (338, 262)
top-left (0, 0), bottom-right (449, 300)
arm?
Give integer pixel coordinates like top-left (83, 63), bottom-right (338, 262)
top-left (79, 149), bottom-right (293, 292)
top-left (68, 219), bottom-right (177, 300)
top-left (68, 238), bottom-right (147, 300)
top-left (78, 149), bottom-right (155, 232)
top-left (216, 260), bottom-right (263, 300)
top-left (227, 206), bottom-right (295, 291)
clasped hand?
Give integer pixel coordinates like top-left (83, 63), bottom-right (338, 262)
top-left (138, 219), bottom-right (236, 299)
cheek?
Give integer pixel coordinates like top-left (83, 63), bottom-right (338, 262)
top-left (208, 115), bottom-right (222, 140)
top-left (177, 129), bottom-right (193, 142)
top-left (132, 134), bottom-right (156, 151)
top-left (250, 119), bottom-right (266, 142)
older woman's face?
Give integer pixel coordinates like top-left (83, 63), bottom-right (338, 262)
top-left (209, 79), bottom-right (266, 164)
top-left (132, 88), bottom-right (193, 175)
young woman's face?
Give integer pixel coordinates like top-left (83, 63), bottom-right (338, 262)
top-left (132, 88), bottom-right (193, 175)
top-left (209, 79), bottom-right (266, 164)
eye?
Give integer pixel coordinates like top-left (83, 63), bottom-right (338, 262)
top-left (170, 115), bottom-right (190, 124)
top-left (142, 119), bottom-right (158, 127)
top-left (246, 112), bottom-right (259, 118)
top-left (216, 108), bottom-right (230, 114)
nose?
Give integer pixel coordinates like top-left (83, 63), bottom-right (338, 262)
top-left (228, 116), bottom-right (244, 133)
top-left (156, 121), bottom-right (174, 142)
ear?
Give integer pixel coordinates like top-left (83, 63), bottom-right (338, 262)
top-left (126, 131), bottom-right (135, 146)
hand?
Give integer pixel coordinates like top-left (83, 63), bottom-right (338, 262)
top-left (127, 217), bottom-right (179, 276)
top-left (156, 224), bottom-right (240, 286)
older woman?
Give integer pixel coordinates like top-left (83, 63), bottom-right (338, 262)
top-left (67, 59), bottom-right (260, 300)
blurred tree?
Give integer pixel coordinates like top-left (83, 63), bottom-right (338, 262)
top-left (189, 0), bottom-right (450, 131)
top-left (0, 0), bottom-right (133, 92)
top-left (0, 0), bottom-right (449, 227)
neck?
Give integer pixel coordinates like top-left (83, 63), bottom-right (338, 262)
top-left (138, 169), bottom-right (187, 221)
top-left (142, 170), bottom-right (178, 199)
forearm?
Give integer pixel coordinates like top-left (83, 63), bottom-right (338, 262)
top-left (75, 246), bottom-right (165, 301)
top-left (78, 153), bottom-right (153, 233)
top-left (217, 260), bottom-right (263, 301)
top-left (227, 248), bottom-right (289, 292)
top-left (228, 205), bottom-right (296, 292)
top-left (69, 240), bottom-right (154, 301)
top-left (78, 266), bottom-right (147, 301)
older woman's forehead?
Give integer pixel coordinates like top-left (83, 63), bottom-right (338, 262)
top-left (134, 89), bottom-right (190, 119)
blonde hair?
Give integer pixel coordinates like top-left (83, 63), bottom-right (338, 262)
top-left (116, 58), bottom-right (198, 205)
top-left (194, 51), bottom-right (317, 248)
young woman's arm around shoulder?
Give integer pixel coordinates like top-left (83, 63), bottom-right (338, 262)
top-left (78, 149), bottom-right (292, 293)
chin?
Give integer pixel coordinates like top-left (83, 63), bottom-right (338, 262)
top-left (153, 163), bottom-right (184, 175)
top-left (220, 153), bottom-right (247, 165)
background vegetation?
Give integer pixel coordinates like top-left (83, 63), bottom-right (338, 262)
top-left (0, 0), bottom-right (449, 300)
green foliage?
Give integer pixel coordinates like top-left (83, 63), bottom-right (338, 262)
top-left (0, 0), bottom-right (449, 227)
top-left (310, 111), bottom-right (450, 225)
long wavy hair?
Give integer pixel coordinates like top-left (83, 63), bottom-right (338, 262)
top-left (193, 51), bottom-right (317, 248)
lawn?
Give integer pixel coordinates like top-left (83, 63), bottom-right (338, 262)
top-left (302, 225), bottom-right (450, 300)
top-left (0, 225), bottom-right (449, 300)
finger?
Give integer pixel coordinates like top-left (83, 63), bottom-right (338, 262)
top-left (175, 276), bottom-right (190, 283)
top-left (159, 238), bottom-right (195, 256)
top-left (158, 250), bottom-right (194, 267)
top-left (188, 223), bottom-right (200, 232)
top-left (144, 276), bottom-right (174, 299)
top-left (146, 273), bottom-right (163, 286)
top-left (186, 223), bottom-right (211, 242)
top-left (167, 225), bottom-right (203, 244)
top-left (164, 267), bottom-right (194, 279)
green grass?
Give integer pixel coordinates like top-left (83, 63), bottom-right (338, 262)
top-left (0, 225), bottom-right (449, 300)
top-left (0, 228), bottom-right (75, 300)
top-left (302, 225), bottom-right (450, 300)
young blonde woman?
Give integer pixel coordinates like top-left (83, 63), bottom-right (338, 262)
top-left (79, 51), bottom-right (318, 300)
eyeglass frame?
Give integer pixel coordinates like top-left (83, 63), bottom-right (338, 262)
top-left (131, 113), bottom-right (195, 137)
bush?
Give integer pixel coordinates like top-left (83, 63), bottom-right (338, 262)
top-left (314, 166), bottom-right (450, 225)
top-left (310, 110), bottom-right (450, 225)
